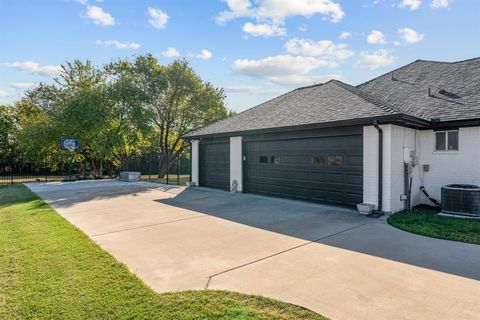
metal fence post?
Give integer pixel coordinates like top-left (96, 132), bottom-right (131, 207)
top-left (166, 155), bottom-right (169, 185)
top-left (177, 157), bottom-right (180, 185)
top-left (148, 155), bottom-right (152, 181)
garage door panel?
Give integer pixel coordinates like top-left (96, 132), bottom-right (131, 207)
top-left (245, 133), bottom-right (363, 207)
top-left (199, 141), bottom-right (230, 190)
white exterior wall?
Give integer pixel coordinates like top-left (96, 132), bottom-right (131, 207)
top-left (416, 127), bottom-right (480, 204)
top-left (364, 125), bottom-right (480, 213)
top-left (363, 126), bottom-right (380, 208)
top-left (230, 136), bottom-right (243, 192)
top-left (191, 140), bottom-right (199, 186)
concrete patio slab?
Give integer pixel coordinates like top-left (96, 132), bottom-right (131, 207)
top-left (26, 180), bottom-right (480, 320)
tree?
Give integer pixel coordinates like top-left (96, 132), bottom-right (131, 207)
top-left (133, 55), bottom-right (229, 178)
top-left (0, 105), bottom-right (15, 172)
top-left (7, 55), bottom-right (232, 178)
top-left (104, 59), bottom-right (151, 171)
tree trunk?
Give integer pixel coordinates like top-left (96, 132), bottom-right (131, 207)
top-left (157, 156), bottom-right (169, 179)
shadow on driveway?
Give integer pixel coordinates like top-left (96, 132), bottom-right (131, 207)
top-left (156, 187), bottom-right (480, 282)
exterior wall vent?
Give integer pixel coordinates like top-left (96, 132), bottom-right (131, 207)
top-left (441, 184), bottom-right (480, 217)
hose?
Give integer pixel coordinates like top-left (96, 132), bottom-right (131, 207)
top-left (420, 186), bottom-right (441, 206)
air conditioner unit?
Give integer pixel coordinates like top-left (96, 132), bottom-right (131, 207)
top-left (441, 184), bottom-right (480, 217)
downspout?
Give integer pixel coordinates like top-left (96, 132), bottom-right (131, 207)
top-left (373, 120), bottom-right (383, 212)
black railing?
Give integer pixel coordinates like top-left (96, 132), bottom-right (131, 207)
top-left (124, 154), bottom-right (191, 186)
top-left (0, 155), bottom-right (191, 188)
top-left (0, 174), bottom-right (69, 188)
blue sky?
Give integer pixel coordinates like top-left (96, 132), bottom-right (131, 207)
top-left (1, 0), bottom-right (479, 111)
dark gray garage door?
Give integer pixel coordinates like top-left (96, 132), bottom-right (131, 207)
top-left (245, 134), bottom-right (363, 207)
top-left (199, 139), bottom-right (230, 190)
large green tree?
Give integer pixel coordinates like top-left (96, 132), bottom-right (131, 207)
top-left (133, 55), bottom-right (229, 177)
top-left (9, 55), bottom-right (232, 177)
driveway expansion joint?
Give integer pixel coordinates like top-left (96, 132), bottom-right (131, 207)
top-left (205, 222), bottom-right (368, 289)
top-left (90, 215), bottom-right (207, 238)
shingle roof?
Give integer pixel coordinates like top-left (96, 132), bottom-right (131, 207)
top-left (357, 57), bottom-right (480, 122)
top-left (187, 80), bottom-right (401, 137)
top-left (187, 57), bottom-right (480, 138)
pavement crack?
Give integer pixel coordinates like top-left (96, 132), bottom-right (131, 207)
top-left (205, 223), bottom-right (368, 289)
top-left (90, 215), bottom-right (207, 238)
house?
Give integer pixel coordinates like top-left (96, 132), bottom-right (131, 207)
top-left (185, 57), bottom-right (480, 213)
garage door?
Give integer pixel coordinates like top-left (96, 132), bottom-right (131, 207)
top-left (199, 139), bottom-right (230, 190)
top-left (245, 134), bottom-right (363, 207)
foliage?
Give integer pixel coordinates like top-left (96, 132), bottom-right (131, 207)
top-left (5, 55), bottom-right (231, 175)
top-left (0, 105), bottom-right (15, 171)
top-left (131, 55), bottom-right (229, 177)
top-left (388, 208), bottom-right (480, 245)
top-left (0, 185), bottom-right (326, 320)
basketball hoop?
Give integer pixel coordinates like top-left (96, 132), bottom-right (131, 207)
top-left (60, 139), bottom-right (80, 152)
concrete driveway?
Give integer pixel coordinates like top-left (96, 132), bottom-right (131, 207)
top-left (27, 180), bottom-right (480, 320)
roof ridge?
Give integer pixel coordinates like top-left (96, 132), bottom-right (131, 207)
top-left (330, 80), bottom-right (404, 115)
top-left (415, 56), bottom-right (480, 64)
top-left (357, 56), bottom-right (480, 89)
top-left (356, 59), bottom-right (421, 88)
top-left (295, 82), bottom-right (325, 91)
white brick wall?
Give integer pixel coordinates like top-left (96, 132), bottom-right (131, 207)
top-left (416, 127), bottom-right (480, 204)
top-left (191, 140), bottom-right (199, 186)
top-left (363, 126), bottom-right (380, 208)
top-left (364, 125), bottom-right (480, 213)
top-left (230, 136), bottom-right (243, 192)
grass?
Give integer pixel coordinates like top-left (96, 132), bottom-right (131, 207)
top-left (0, 185), bottom-right (326, 320)
top-left (388, 207), bottom-right (480, 245)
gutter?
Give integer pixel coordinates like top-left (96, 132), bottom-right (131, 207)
top-left (185, 114), bottom-right (430, 140)
top-left (373, 120), bottom-right (383, 213)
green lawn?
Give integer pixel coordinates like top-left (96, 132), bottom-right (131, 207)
top-left (388, 208), bottom-right (480, 245)
top-left (0, 185), bottom-right (326, 320)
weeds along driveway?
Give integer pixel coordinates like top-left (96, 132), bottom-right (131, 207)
top-left (27, 180), bottom-right (480, 320)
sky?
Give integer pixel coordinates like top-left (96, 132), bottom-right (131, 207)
top-left (1, 0), bottom-right (479, 112)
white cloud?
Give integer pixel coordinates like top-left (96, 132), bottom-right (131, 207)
top-left (367, 30), bottom-right (387, 44)
top-left (82, 6), bottom-right (115, 26)
top-left (95, 40), bottom-right (140, 49)
top-left (216, 0), bottom-right (252, 24)
top-left (0, 90), bottom-right (10, 97)
top-left (161, 47), bottom-right (181, 58)
top-left (216, 0), bottom-right (345, 36)
top-left (226, 84), bottom-right (289, 96)
top-left (232, 54), bottom-right (338, 85)
top-left (430, 0), bottom-right (450, 8)
top-left (398, 27), bottom-right (424, 44)
top-left (298, 24), bottom-right (308, 32)
top-left (148, 7), bottom-right (169, 29)
top-left (196, 49), bottom-right (213, 60)
top-left (8, 82), bottom-right (38, 90)
top-left (285, 38), bottom-right (353, 60)
top-left (339, 31), bottom-right (351, 39)
top-left (226, 84), bottom-right (263, 94)
top-left (3, 61), bottom-right (62, 76)
top-left (242, 22), bottom-right (286, 37)
top-left (399, 0), bottom-right (421, 10)
top-left (355, 49), bottom-right (395, 70)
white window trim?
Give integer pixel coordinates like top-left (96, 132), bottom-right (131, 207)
top-left (434, 129), bottom-right (459, 153)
